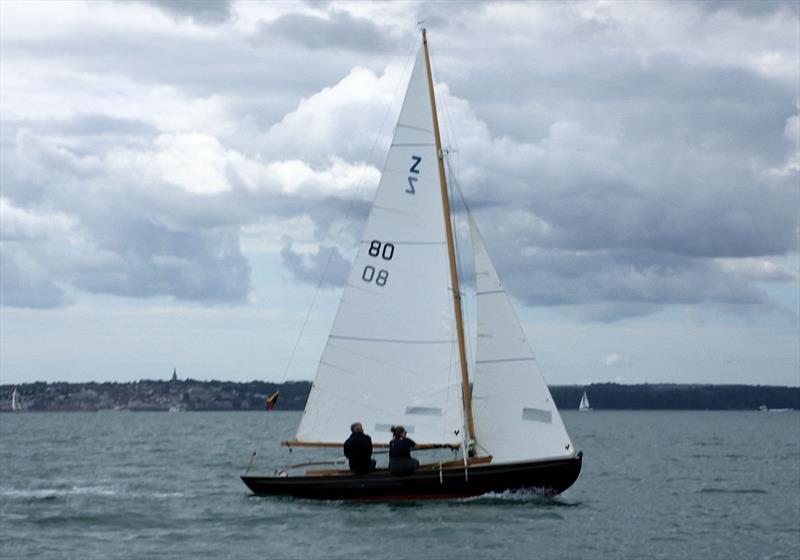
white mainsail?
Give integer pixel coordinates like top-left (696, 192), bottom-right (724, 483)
top-left (469, 218), bottom-right (575, 463)
top-left (295, 49), bottom-right (464, 446)
top-left (579, 391), bottom-right (591, 411)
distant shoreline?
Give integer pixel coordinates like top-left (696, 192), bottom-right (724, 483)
top-left (1, 380), bottom-right (797, 413)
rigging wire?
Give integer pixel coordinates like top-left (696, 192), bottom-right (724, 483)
top-left (428, 39), bottom-right (473, 375)
top-left (428, 38), bottom-right (476, 456)
top-left (447, 162), bottom-right (474, 382)
top-left (277, 38), bottom-right (420, 385)
top-left (427, 39), bottom-right (461, 181)
top-left (416, 33), bottom-right (467, 452)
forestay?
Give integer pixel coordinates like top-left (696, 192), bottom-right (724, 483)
top-left (295, 50), bottom-right (464, 447)
top-left (470, 217), bottom-right (575, 463)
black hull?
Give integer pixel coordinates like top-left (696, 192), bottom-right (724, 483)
top-left (241, 452), bottom-right (582, 501)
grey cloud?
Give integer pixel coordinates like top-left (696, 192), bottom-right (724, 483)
top-left (260, 10), bottom-right (394, 52)
top-left (726, 262), bottom-right (797, 282)
top-left (694, 0), bottom-right (800, 18)
top-left (1, 1), bottom-right (796, 320)
top-left (140, 0), bottom-right (232, 24)
top-left (45, 114), bottom-right (158, 137)
top-left (0, 245), bottom-right (71, 309)
top-left (280, 241), bottom-right (350, 288)
top-left (1, 25), bottom-right (354, 119)
top-left (1, 130), bottom-right (252, 306)
top-left (512, 170), bottom-right (797, 259)
top-left (450, 58), bottom-right (798, 263)
top-left (70, 220), bottom-right (251, 303)
top-left (487, 242), bottom-right (769, 315)
top-left (453, 54), bottom-right (794, 167)
top-left (577, 303), bottom-right (663, 323)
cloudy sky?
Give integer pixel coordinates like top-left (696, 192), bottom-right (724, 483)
top-left (1, 0), bottom-right (798, 387)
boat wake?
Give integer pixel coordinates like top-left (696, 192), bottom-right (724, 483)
top-left (462, 488), bottom-right (581, 506)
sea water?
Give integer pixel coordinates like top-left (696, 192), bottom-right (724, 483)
top-left (1, 411), bottom-right (797, 559)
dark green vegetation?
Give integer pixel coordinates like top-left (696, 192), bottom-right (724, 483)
top-left (549, 383), bottom-right (799, 411)
top-left (0, 381), bottom-right (797, 412)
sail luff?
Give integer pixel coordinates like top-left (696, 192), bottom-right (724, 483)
top-left (421, 29), bottom-right (476, 444)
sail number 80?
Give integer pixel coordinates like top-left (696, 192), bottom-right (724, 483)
top-left (368, 240), bottom-right (394, 260)
top-left (362, 240), bottom-right (393, 287)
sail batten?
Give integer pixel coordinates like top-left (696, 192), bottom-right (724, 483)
top-left (329, 335), bottom-right (455, 344)
top-left (475, 357), bottom-right (536, 365)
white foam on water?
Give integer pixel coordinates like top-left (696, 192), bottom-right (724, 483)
top-left (463, 487), bottom-right (556, 502)
top-left (0, 486), bottom-right (185, 499)
top-left (0, 485), bottom-right (118, 499)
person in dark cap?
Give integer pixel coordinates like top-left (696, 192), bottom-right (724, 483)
top-left (343, 422), bottom-right (376, 475)
top-left (388, 425), bottom-right (419, 475)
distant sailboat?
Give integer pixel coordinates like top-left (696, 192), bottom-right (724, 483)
top-left (10, 388), bottom-right (19, 412)
top-left (579, 391), bottom-right (591, 412)
top-left (241, 29), bottom-right (581, 500)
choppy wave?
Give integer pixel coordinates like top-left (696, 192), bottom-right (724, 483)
top-left (698, 487), bottom-right (768, 495)
top-left (1, 410), bottom-right (797, 559)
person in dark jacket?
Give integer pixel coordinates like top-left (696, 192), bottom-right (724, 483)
top-left (388, 425), bottom-right (419, 475)
top-left (343, 422), bottom-right (376, 475)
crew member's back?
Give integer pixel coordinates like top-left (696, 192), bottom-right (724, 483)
top-left (388, 425), bottom-right (419, 476)
top-left (343, 422), bottom-right (375, 475)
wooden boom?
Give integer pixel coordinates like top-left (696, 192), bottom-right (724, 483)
top-left (281, 440), bottom-right (461, 450)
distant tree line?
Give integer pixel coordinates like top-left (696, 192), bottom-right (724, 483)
top-left (549, 383), bottom-right (800, 411)
top-left (0, 380), bottom-right (797, 412)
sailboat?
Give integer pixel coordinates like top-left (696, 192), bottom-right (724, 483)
top-left (11, 388), bottom-right (19, 412)
top-left (242, 30), bottom-right (582, 500)
top-left (579, 391), bottom-right (591, 412)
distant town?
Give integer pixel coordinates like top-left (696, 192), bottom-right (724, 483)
top-left (0, 372), bottom-right (797, 412)
top-left (0, 371), bottom-right (309, 413)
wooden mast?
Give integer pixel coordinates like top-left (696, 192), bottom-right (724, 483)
top-left (421, 29), bottom-right (476, 445)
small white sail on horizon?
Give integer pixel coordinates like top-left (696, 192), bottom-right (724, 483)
top-left (11, 388), bottom-right (19, 412)
top-left (579, 391), bottom-right (591, 411)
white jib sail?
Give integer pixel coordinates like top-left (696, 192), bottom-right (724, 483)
top-left (470, 217), bottom-right (575, 463)
top-left (296, 49), bottom-right (464, 447)
top-left (579, 391), bottom-right (590, 410)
